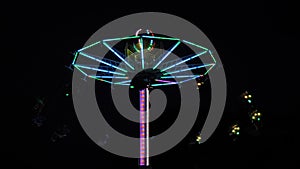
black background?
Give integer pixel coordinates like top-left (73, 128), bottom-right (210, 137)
top-left (2, 1), bottom-right (299, 169)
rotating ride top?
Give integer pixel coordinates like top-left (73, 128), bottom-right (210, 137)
top-left (71, 29), bottom-right (217, 168)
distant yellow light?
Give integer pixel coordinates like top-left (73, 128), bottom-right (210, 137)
top-left (244, 95), bottom-right (248, 99)
top-left (197, 82), bottom-right (201, 86)
top-left (257, 112), bottom-right (261, 116)
top-left (232, 129), bottom-right (235, 133)
top-left (196, 135), bottom-right (201, 143)
top-left (236, 127), bottom-right (240, 130)
top-left (252, 116), bottom-right (255, 120)
top-left (248, 94), bottom-right (252, 98)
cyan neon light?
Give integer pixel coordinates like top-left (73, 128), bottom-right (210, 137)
top-left (88, 76), bottom-right (128, 79)
top-left (161, 51), bottom-right (208, 72)
top-left (77, 41), bottom-right (102, 52)
top-left (153, 41), bottom-right (181, 70)
top-left (182, 40), bottom-right (208, 51)
top-left (80, 52), bottom-right (127, 73)
top-left (114, 80), bottom-right (132, 84)
top-left (118, 83), bottom-right (130, 86)
top-left (142, 35), bottom-right (180, 41)
top-left (140, 38), bottom-right (145, 69)
top-left (163, 63), bottom-right (215, 75)
top-left (208, 50), bottom-right (217, 63)
top-left (103, 36), bottom-right (140, 42)
top-left (74, 64), bottom-right (126, 76)
top-left (103, 42), bottom-right (135, 70)
top-left (161, 75), bottom-right (199, 78)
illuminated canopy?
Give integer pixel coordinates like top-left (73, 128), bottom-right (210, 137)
top-left (72, 32), bottom-right (217, 87)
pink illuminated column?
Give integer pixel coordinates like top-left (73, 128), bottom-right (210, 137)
top-left (139, 88), bottom-right (149, 166)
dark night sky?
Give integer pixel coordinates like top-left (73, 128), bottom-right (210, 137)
top-left (2, 1), bottom-right (299, 169)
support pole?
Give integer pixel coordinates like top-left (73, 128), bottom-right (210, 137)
top-left (139, 88), bottom-right (149, 167)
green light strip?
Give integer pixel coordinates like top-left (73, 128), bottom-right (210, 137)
top-left (182, 40), bottom-right (208, 51)
top-left (72, 52), bottom-right (79, 64)
top-left (208, 50), bottom-right (217, 63)
top-left (74, 64), bottom-right (126, 76)
top-left (78, 41), bottom-right (101, 52)
top-left (103, 36), bottom-right (140, 42)
top-left (80, 52), bottom-right (127, 73)
top-left (73, 65), bottom-right (88, 76)
top-left (94, 78), bottom-right (113, 84)
top-left (204, 64), bottom-right (215, 75)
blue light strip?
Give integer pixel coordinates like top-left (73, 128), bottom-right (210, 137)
top-left (80, 52), bottom-right (127, 73)
top-left (161, 75), bottom-right (199, 78)
top-left (182, 40), bottom-right (208, 51)
top-left (103, 42), bottom-right (135, 70)
top-left (153, 41), bottom-right (181, 70)
top-left (140, 38), bottom-right (144, 69)
top-left (78, 41), bottom-right (102, 52)
top-left (161, 51), bottom-right (208, 72)
top-left (142, 35), bottom-right (180, 41)
top-left (151, 82), bottom-right (178, 86)
top-left (103, 36), bottom-right (140, 42)
top-left (179, 76), bottom-right (200, 84)
top-left (74, 64), bottom-right (126, 76)
top-left (163, 63), bottom-right (215, 75)
top-left (155, 79), bottom-right (175, 83)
